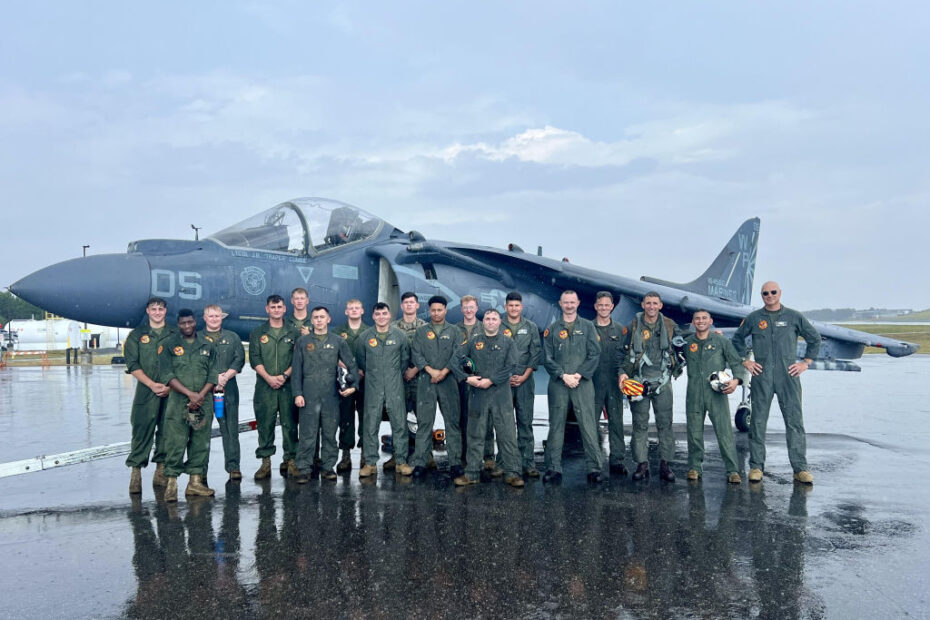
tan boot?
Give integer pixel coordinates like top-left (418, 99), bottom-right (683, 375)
top-left (129, 467), bottom-right (142, 494)
top-left (359, 464), bottom-right (378, 478)
top-left (490, 466), bottom-right (505, 478)
top-left (254, 457), bottom-right (271, 480)
top-left (728, 472), bottom-right (742, 484)
top-left (185, 474), bottom-right (215, 497)
top-left (152, 462), bottom-right (167, 487)
top-left (686, 469), bottom-right (700, 481)
top-left (504, 474), bottom-right (525, 488)
top-left (396, 463), bottom-right (414, 476)
top-left (748, 468), bottom-right (763, 483)
top-left (382, 456), bottom-right (396, 471)
top-left (336, 450), bottom-right (352, 472)
top-left (483, 458), bottom-right (496, 471)
top-left (164, 476), bottom-right (178, 503)
top-left (793, 470), bottom-right (814, 484)
top-left (287, 460), bottom-right (300, 478)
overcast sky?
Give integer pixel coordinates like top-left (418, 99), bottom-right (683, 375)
top-left (2, 2), bottom-right (928, 310)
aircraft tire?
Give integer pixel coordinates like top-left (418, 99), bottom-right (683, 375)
top-left (734, 406), bottom-right (751, 433)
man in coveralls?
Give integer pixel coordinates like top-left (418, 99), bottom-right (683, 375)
top-left (731, 282), bottom-right (820, 484)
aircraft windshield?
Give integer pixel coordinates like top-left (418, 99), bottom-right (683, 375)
top-left (208, 198), bottom-right (385, 254)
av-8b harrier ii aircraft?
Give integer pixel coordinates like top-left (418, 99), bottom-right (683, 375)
top-left (11, 197), bottom-right (919, 371)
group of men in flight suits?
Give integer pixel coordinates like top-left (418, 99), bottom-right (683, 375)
top-left (123, 281), bottom-right (820, 501)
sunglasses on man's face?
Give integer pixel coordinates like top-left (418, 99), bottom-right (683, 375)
top-left (762, 290), bottom-right (779, 296)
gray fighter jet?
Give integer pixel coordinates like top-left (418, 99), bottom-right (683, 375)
top-left (11, 197), bottom-right (919, 367)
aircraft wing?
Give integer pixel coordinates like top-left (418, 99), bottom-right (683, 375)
top-left (401, 240), bottom-right (919, 369)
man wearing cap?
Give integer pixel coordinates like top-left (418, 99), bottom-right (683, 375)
top-left (249, 294), bottom-right (300, 480)
top-left (201, 304), bottom-right (245, 481)
top-left (542, 290), bottom-right (605, 483)
top-left (125, 297), bottom-right (176, 494)
top-left (683, 309), bottom-right (745, 483)
top-left (159, 309), bottom-right (218, 501)
top-left (731, 282), bottom-right (820, 484)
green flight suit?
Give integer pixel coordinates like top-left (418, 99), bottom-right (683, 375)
top-left (503, 317), bottom-right (541, 471)
top-left (159, 332), bottom-right (218, 478)
top-left (393, 317), bottom-right (426, 413)
top-left (411, 322), bottom-right (464, 469)
top-left (620, 312), bottom-right (682, 464)
top-left (202, 328), bottom-right (245, 473)
top-left (249, 322), bottom-right (299, 461)
top-left (594, 320), bottom-right (627, 467)
top-left (291, 332), bottom-right (359, 473)
top-left (683, 332), bottom-right (746, 475)
top-left (356, 326), bottom-right (410, 466)
top-left (732, 305), bottom-right (821, 473)
top-left (124, 323), bottom-right (176, 468)
top-left (452, 330), bottom-right (521, 478)
top-left (542, 317), bottom-right (605, 474)
top-left (457, 321), bottom-right (490, 460)
top-left (334, 322), bottom-right (367, 450)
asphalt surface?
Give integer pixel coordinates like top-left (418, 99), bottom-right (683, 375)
top-left (1, 357), bottom-right (928, 618)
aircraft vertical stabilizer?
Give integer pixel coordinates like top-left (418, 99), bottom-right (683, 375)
top-left (640, 218), bottom-right (759, 305)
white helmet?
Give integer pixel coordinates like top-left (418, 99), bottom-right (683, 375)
top-left (708, 370), bottom-right (733, 392)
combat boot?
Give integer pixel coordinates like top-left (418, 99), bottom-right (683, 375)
top-left (728, 472), bottom-right (742, 484)
top-left (382, 456), bottom-right (396, 471)
top-left (287, 460), bottom-right (300, 478)
top-left (321, 470), bottom-right (337, 481)
top-left (505, 474), bottom-right (525, 488)
top-left (659, 460), bottom-right (676, 482)
top-left (454, 475), bottom-right (477, 486)
top-left (490, 465), bottom-right (505, 478)
top-left (186, 474), bottom-right (215, 497)
top-left (631, 462), bottom-right (649, 481)
top-left (152, 462), bottom-right (167, 487)
top-left (793, 470), bottom-right (814, 484)
top-left (748, 468), bottom-right (763, 483)
top-left (358, 464), bottom-right (378, 478)
top-left (129, 467), bottom-right (142, 494)
top-left (164, 476), bottom-right (178, 503)
top-left (254, 457), bottom-right (272, 480)
top-left (686, 469), bottom-right (700, 481)
top-left (396, 463), bottom-right (414, 476)
top-left (336, 450), bottom-right (352, 472)
top-left (483, 458), bottom-right (496, 472)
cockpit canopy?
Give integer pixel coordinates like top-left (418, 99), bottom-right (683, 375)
top-left (208, 198), bottom-right (387, 255)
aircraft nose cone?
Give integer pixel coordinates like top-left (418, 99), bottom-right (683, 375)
top-left (11, 254), bottom-right (151, 327)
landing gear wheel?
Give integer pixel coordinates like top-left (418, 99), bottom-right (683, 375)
top-left (735, 405), bottom-right (751, 433)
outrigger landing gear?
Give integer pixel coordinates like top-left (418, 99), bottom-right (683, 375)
top-left (735, 384), bottom-right (751, 433)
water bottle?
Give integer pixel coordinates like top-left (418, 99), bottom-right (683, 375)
top-left (213, 389), bottom-right (224, 419)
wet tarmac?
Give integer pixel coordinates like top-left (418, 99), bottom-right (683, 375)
top-left (1, 356), bottom-right (928, 618)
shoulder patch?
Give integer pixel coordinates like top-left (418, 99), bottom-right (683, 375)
top-left (173, 346), bottom-right (184, 356)
top-left (341, 332), bottom-right (348, 339)
top-left (758, 320), bottom-right (768, 330)
top-left (642, 329), bottom-right (651, 341)
top-left (306, 342), bottom-right (315, 351)
top-left (368, 338), bottom-right (378, 347)
top-left (558, 329), bottom-right (568, 340)
top-left (543, 328), bottom-right (549, 338)
top-left (260, 334), bottom-right (269, 344)
top-left (427, 330), bottom-right (436, 340)
top-left (157, 345), bottom-right (163, 355)
top-left (475, 341), bottom-right (485, 350)
top-left (689, 343), bottom-right (698, 353)
top-left (622, 326), bottom-right (629, 336)
top-left (503, 328), bottom-right (512, 338)
top-left (140, 334), bottom-right (151, 344)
